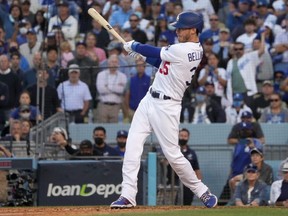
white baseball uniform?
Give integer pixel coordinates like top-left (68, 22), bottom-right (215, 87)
top-left (121, 42), bottom-right (209, 206)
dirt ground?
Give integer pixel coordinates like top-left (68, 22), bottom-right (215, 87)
top-left (0, 206), bottom-right (204, 216)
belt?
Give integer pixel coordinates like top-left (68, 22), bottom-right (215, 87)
top-left (65, 109), bottom-right (82, 113)
top-left (103, 102), bottom-right (118, 106)
top-left (149, 88), bottom-right (171, 100)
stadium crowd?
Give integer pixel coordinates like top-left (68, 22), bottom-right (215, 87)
top-left (0, 0), bottom-right (287, 207)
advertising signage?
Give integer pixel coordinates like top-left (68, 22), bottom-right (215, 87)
top-left (37, 160), bottom-right (145, 206)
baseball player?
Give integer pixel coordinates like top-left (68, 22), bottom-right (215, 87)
top-left (111, 11), bottom-right (217, 208)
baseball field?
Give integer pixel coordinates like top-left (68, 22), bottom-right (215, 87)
top-left (0, 206), bottom-right (286, 216)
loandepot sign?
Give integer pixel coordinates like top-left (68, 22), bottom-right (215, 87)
top-left (47, 183), bottom-right (122, 198)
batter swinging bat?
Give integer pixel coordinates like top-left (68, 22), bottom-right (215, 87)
top-left (88, 8), bottom-right (142, 60)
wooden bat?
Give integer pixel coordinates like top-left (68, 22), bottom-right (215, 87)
top-left (88, 8), bottom-right (142, 60)
top-left (88, 8), bottom-right (126, 44)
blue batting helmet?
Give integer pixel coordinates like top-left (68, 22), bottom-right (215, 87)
top-left (170, 11), bottom-right (204, 33)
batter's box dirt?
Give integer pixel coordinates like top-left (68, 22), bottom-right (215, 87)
top-left (0, 206), bottom-right (206, 216)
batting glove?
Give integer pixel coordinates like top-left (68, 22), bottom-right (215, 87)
top-left (123, 40), bottom-right (140, 52)
top-left (128, 51), bottom-right (146, 61)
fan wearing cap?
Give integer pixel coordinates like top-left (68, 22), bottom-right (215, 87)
top-left (50, 127), bottom-right (70, 149)
top-left (19, 28), bottom-right (41, 68)
top-left (259, 92), bottom-right (288, 123)
top-left (67, 140), bottom-right (97, 160)
top-left (100, 41), bottom-right (131, 77)
top-left (67, 40), bottom-right (98, 98)
top-left (57, 64), bottom-right (92, 123)
top-left (15, 19), bottom-right (31, 46)
top-left (114, 130), bottom-right (128, 157)
top-left (234, 163), bottom-right (268, 206)
top-left (191, 86), bottom-right (226, 124)
top-left (249, 80), bottom-right (274, 120)
top-left (225, 93), bottom-right (253, 124)
top-left (9, 91), bottom-right (42, 126)
top-left (48, 0), bottom-right (78, 50)
top-left (270, 161), bottom-right (288, 207)
top-left (250, 148), bottom-right (273, 186)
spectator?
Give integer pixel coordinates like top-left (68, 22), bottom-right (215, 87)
top-left (90, 19), bottom-right (111, 50)
top-left (252, 38), bottom-right (274, 91)
top-left (278, 157), bottom-right (288, 180)
top-left (19, 28), bottom-right (41, 68)
top-left (0, 54), bottom-right (22, 122)
top-left (9, 90), bottom-right (42, 125)
top-left (250, 80), bottom-right (275, 120)
top-left (21, 0), bottom-right (34, 24)
top-left (204, 82), bottom-right (225, 108)
top-left (270, 162), bottom-right (288, 207)
top-left (202, 38), bottom-right (214, 59)
top-left (67, 41), bottom-right (98, 101)
top-left (227, 121), bottom-right (264, 197)
top-left (250, 148), bottom-right (273, 186)
top-left (108, 0), bottom-right (133, 29)
top-left (271, 14), bottom-right (288, 75)
top-left (114, 130), bottom-right (128, 157)
top-left (200, 14), bottom-right (220, 44)
top-left (198, 52), bottom-right (227, 99)
top-left (0, 120), bottom-right (25, 141)
top-left (23, 52), bottom-right (55, 88)
top-left (124, 13), bottom-right (148, 44)
top-left (67, 140), bottom-right (98, 160)
top-left (50, 126), bottom-right (69, 148)
top-left (20, 119), bottom-right (32, 141)
top-left (85, 32), bottom-right (107, 64)
top-left (181, 0), bottom-right (215, 31)
top-left (226, 0), bottom-right (253, 40)
top-left (10, 52), bottom-right (25, 82)
top-left (212, 27), bottom-right (232, 68)
top-left (0, 81), bottom-right (9, 129)
top-left (96, 54), bottom-right (127, 123)
top-left (226, 32), bottom-right (265, 106)
top-left (154, 14), bottom-right (177, 46)
top-left (33, 9), bottom-right (48, 42)
top-left (124, 58), bottom-right (150, 122)
top-left (1, 4), bottom-right (23, 40)
top-left (259, 92), bottom-right (288, 123)
top-left (233, 163), bottom-right (268, 206)
top-left (236, 18), bottom-right (257, 53)
top-left (14, 19), bottom-right (31, 46)
top-left (225, 94), bottom-right (253, 124)
top-left (57, 64), bottom-right (92, 123)
top-left (167, 128), bottom-right (202, 205)
top-left (191, 86), bottom-right (226, 124)
top-left (45, 47), bottom-right (60, 86)
top-left (8, 41), bottom-right (30, 72)
top-left (48, 0), bottom-right (78, 50)
top-left (26, 69), bottom-right (62, 119)
top-left (60, 40), bottom-right (74, 68)
top-left (228, 111), bottom-right (265, 145)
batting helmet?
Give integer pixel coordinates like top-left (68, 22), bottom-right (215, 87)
top-left (170, 11), bottom-right (204, 33)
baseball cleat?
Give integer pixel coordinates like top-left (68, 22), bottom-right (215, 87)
top-left (110, 196), bottom-right (134, 209)
top-left (200, 190), bottom-right (218, 208)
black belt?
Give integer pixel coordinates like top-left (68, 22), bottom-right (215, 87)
top-left (149, 88), bottom-right (171, 100)
top-left (103, 102), bottom-right (118, 106)
top-left (65, 109), bottom-right (82, 114)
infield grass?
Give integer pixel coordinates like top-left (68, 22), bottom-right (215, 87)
top-left (93, 207), bottom-right (287, 216)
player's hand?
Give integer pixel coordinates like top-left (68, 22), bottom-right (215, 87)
top-left (128, 51), bottom-right (146, 61)
top-left (123, 40), bottom-right (140, 52)
top-left (123, 40), bottom-right (135, 52)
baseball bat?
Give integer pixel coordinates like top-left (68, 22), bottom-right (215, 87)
top-left (88, 8), bottom-right (126, 44)
top-left (88, 8), bottom-right (142, 60)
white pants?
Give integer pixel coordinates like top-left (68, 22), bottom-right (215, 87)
top-left (121, 93), bottom-right (208, 206)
